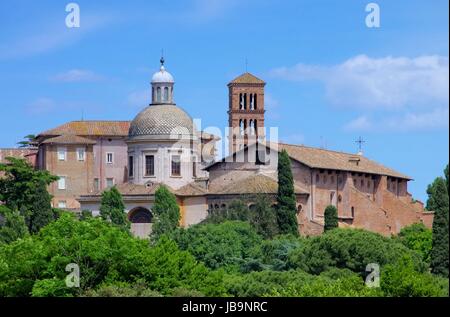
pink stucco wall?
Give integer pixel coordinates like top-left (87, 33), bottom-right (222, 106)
top-left (93, 138), bottom-right (128, 190)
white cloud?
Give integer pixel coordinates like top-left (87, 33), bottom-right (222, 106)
top-left (344, 116), bottom-right (373, 132)
top-left (345, 108), bottom-right (449, 132)
top-left (270, 54), bottom-right (449, 110)
top-left (51, 69), bottom-right (105, 82)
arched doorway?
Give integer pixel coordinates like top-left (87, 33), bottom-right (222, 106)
top-left (128, 207), bottom-right (153, 239)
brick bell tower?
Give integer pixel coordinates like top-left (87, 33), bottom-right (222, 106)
top-left (227, 72), bottom-right (266, 154)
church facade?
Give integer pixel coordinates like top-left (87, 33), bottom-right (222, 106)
top-left (27, 59), bottom-right (432, 237)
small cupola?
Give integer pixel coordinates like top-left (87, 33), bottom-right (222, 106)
top-left (151, 57), bottom-right (175, 105)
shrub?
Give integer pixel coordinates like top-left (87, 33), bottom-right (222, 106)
top-left (381, 256), bottom-right (449, 297)
top-left (396, 223), bottom-right (432, 265)
top-left (288, 228), bottom-right (425, 276)
top-left (171, 221), bottom-right (262, 272)
top-left (324, 205), bottom-right (338, 231)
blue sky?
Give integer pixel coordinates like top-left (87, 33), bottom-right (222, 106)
top-left (0, 0), bottom-right (448, 202)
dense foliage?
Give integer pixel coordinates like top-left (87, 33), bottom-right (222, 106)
top-left (99, 186), bottom-right (129, 230)
top-left (171, 221), bottom-right (262, 272)
top-left (288, 228), bottom-right (425, 276)
top-left (324, 205), bottom-right (338, 231)
top-left (0, 160), bottom-right (448, 297)
top-left (0, 205), bottom-right (28, 244)
top-left (276, 149), bottom-right (298, 236)
top-left (396, 223), bottom-right (432, 265)
top-left (0, 158), bottom-right (58, 235)
top-left (151, 185), bottom-right (180, 239)
top-left (0, 213), bottom-right (224, 297)
top-left (204, 196), bottom-right (278, 239)
top-left (427, 166), bottom-right (449, 278)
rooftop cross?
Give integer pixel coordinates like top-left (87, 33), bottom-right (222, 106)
top-left (356, 136), bottom-right (365, 154)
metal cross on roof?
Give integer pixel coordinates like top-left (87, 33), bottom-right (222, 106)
top-left (356, 136), bottom-right (365, 152)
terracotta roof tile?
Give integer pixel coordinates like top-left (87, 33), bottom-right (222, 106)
top-left (175, 182), bottom-right (208, 196)
top-left (41, 135), bottom-right (96, 145)
top-left (38, 121), bottom-right (131, 137)
top-left (209, 174), bottom-right (307, 195)
top-left (274, 142), bottom-right (411, 180)
top-left (228, 72), bottom-right (265, 85)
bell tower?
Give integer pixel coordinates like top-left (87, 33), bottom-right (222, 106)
top-left (227, 72), bottom-right (266, 154)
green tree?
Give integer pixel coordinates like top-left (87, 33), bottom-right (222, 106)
top-left (99, 186), bottom-right (129, 230)
top-left (0, 157), bottom-right (58, 212)
top-left (0, 206), bottom-right (28, 244)
top-left (276, 149), bottom-right (298, 236)
top-left (427, 176), bottom-right (449, 277)
top-left (288, 228), bottom-right (425, 276)
top-left (249, 195), bottom-right (278, 239)
top-left (381, 255), bottom-right (448, 297)
top-left (171, 221), bottom-right (262, 272)
top-left (17, 134), bottom-right (37, 148)
top-left (444, 164), bottom-right (449, 192)
top-left (397, 223), bottom-right (432, 265)
top-left (152, 185), bottom-right (180, 239)
top-left (26, 180), bottom-right (54, 234)
top-left (324, 205), bottom-right (338, 231)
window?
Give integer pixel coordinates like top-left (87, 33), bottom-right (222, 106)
top-left (156, 87), bottom-right (161, 102)
top-left (361, 179), bottom-right (364, 187)
top-left (163, 87), bottom-right (169, 101)
top-left (106, 152), bottom-right (113, 164)
top-left (58, 176), bottom-right (66, 190)
top-left (171, 155), bottom-right (181, 176)
top-left (57, 147), bottom-right (66, 161)
top-left (94, 178), bottom-right (99, 191)
top-left (58, 201), bottom-right (67, 209)
top-left (77, 148), bottom-right (85, 161)
top-left (106, 178), bottom-right (114, 188)
top-left (316, 174), bottom-right (320, 183)
top-left (192, 159), bottom-right (197, 178)
top-left (145, 155), bottom-right (155, 176)
top-left (128, 156), bottom-right (134, 178)
top-left (351, 207), bottom-right (355, 218)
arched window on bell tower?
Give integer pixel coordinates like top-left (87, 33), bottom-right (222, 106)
top-left (156, 87), bottom-right (162, 102)
top-left (163, 87), bottom-right (169, 101)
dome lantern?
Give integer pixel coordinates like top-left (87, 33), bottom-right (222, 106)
top-left (151, 57), bottom-right (174, 105)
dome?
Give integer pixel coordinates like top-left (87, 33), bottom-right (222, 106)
top-left (129, 105), bottom-right (194, 139)
top-left (151, 66), bottom-right (174, 83)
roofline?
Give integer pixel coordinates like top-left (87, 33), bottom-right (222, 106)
top-left (204, 141), bottom-right (412, 180)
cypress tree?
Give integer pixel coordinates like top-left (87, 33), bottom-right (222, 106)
top-left (152, 185), bottom-right (180, 239)
top-left (28, 180), bottom-right (55, 234)
top-left (249, 195), bottom-right (278, 239)
top-left (276, 149), bottom-right (298, 236)
top-left (324, 205), bottom-right (338, 231)
top-left (100, 186), bottom-right (129, 230)
top-left (427, 176), bottom-right (449, 277)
